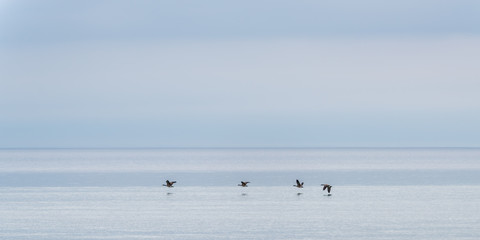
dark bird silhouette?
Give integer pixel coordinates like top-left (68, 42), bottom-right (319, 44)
top-left (163, 180), bottom-right (176, 188)
top-left (321, 184), bottom-right (332, 193)
top-left (238, 181), bottom-right (250, 187)
top-left (293, 179), bottom-right (304, 188)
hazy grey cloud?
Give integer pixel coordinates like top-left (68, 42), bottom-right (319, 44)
top-left (1, 0), bottom-right (480, 46)
top-left (1, 1), bottom-right (479, 147)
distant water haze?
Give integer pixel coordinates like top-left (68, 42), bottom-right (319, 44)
top-left (2, 148), bottom-right (480, 172)
top-left (1, 148), bottom-right (479, 187)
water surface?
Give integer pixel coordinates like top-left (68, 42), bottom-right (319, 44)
top-left (1, 148), bottom-right (479, 239)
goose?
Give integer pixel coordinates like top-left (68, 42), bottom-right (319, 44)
top-left (163, 180), bottom-right (176, 188)
top-left (293, 179), bottom-right (304, 188)
top-left (321, 184), bottom-right (332, 193)
top-left (238, 181), bottom-right (250, 187)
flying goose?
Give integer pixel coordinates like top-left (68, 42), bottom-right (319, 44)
top-left (238, 181), bottom-right (250, 187)
top-left (321, 184), bottom-right (332, 193)
top-left (163, 180), bottom-right (176, 188)
top-left (293, 179), bottom-right (304, 188)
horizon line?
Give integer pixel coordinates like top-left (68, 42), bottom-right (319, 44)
top-left (1, 147), bottom-right (479, 150)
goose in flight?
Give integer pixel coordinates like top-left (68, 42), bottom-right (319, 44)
top-left (293, 179), bottom-right (304, 188)
top-left (238, 181), bottom-right (250, 187)
top-left (321, 184), bottom-right (332, 193)
top-left (163, 180), bottom-right (176, 188)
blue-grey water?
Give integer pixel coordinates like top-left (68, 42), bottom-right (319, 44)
top-left (1, 148), bottom-right (479, 239)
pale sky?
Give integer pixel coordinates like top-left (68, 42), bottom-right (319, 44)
top-left (1, 0), bottom-right (479, 148)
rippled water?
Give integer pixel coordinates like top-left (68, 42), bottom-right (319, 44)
top-left (1, 148), bottom-right (479, 239)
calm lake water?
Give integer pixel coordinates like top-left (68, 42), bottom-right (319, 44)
top-left (1, 148), bottom-right (479, 239)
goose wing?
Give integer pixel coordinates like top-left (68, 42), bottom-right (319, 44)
top-left (296, 179), bottom-right (301, 186)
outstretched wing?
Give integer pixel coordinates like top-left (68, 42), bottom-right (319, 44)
top-left (327, 186), bottom-right (332, 193)
top-left (296, 179), bottom-right (301, 186)
top-left (323, 185), bottom-right (327, 191)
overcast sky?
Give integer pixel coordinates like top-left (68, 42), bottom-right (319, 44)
top-left (1, 0), bottom-right (479, 148)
